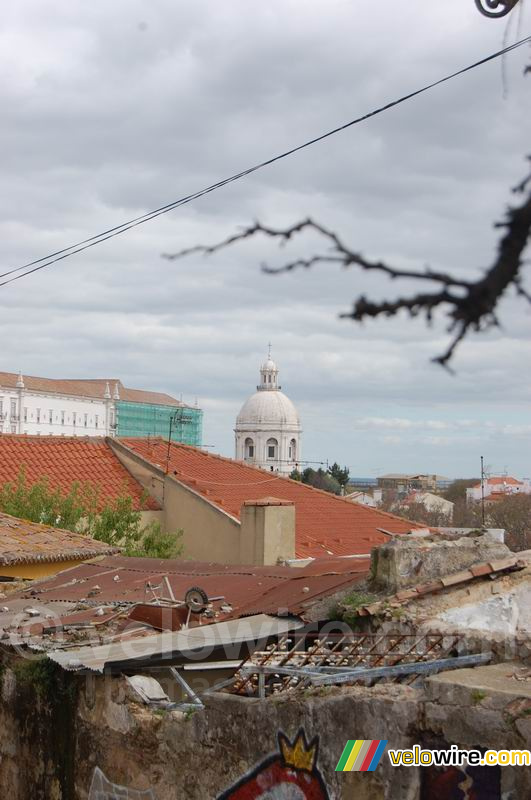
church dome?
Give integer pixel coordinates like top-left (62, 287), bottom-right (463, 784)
top-left (236, 390), bottom-right (300, 428)
top-left (234, 349), bottom-right (302, 475)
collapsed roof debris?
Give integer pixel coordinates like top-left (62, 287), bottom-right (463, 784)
top-left (0, 554), bottom-right (367, 671)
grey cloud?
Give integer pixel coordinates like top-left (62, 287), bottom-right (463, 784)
top-left (0, 0), bottom-right (529, 476)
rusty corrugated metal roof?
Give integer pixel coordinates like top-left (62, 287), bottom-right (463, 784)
top-left (5, 554), bottom-right (368, 625)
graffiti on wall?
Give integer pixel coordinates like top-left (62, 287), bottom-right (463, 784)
top-left (421, 764), bottom-right (501, 800)
top-left (217, 729), bottom-right (331, 799)
top-left (88, 766), bottom-right (157, 799)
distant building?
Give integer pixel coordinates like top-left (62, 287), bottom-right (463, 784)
top-left (377, 473), bottom-right (450, 496)
top-left (466, 476), bottom-right (531, 504)
top-left (0, 371), bottom-right (202, 445)
top-left (400, 491), bottom-right (454, 520)
top-left (235, 351), bottom-right (301, 475)
top-left (345, 489), bottom-right (383, 508)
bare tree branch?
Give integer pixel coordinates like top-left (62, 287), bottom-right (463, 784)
top-left (164, 179), bottom-right (531, 367)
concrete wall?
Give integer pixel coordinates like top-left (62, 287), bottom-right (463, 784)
top-left (162, 475), bottom-right (242, 563)
top-left (110, 440), bottom-right (296, 566)
top-left (0, 557), bottom-right (98, 581)
top-left (2, 657), bottom-right (531, 800)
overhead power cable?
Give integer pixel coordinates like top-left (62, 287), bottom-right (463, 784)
top-left (1, 34), bottom-right (530, 289)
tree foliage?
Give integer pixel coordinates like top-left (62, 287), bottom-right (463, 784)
top-left (443, 478), bottom-right (480, 504)
top-left (328, 462), bottom-right (350, 488)
top-left (296, 467), bottom-right (342, 495)
top-left (0, 468), bottom-right (182, 559)
top-left (487, 493), bottom-right (531, 551)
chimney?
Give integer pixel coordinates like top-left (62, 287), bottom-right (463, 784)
top-left (239, 497), bottom-right (295, 565)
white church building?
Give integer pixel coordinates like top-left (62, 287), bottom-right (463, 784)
top-left (235, 351), bottom-right (302, 475)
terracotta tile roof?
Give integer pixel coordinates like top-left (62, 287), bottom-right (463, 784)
top-left (0, 372), bottom-right (184, 407)
top-left (0, 511), bottom-right (119, 567)
top-left (119, 438), bottom-right (421, 559)
top-left (471, 476), bottom-right (522, 489)
top-left (0, 435), bottom-right (159, 511)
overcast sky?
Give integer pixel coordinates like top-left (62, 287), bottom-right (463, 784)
top-left (1, 1), bottom-right (530, 479)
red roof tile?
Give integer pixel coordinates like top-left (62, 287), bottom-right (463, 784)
top-left (0, 435), bottom-right (159, 511)
top-left (0, 372), bottom-right (183, 407)
top-left (471, 476), bottom-right (522, 489)
top-left (119, 438), bottom-right (421, 559)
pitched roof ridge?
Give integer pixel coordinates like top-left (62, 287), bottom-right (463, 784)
top-left (132, 438), bottom-right (420, 528)
top-left (0, 433), bottom-right (105, 443)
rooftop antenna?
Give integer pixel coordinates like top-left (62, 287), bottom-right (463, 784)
top-left (481, 455), bottom-right (486, 527)
top-left (268, 342), bottom-right (272, 359)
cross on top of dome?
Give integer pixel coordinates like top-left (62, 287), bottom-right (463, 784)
top-left (258, 345), bottom-right (280, 391)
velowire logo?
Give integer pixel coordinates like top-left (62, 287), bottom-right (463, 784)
top-left (335, 740), bottom-right (388, 772)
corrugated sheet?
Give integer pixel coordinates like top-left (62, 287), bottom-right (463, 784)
top-left (9, 555), bottom-right (368, 616)
top-left (48, 614), bottom-right (304, 672)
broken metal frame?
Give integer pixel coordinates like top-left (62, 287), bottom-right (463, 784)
top-left (230, 631), bottom-right (468, 697)
top-left (242, 653), bottom-right (493, 698)
top-left (169, 666), bottom-right (205, 710)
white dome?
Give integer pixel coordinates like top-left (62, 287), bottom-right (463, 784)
top-left (236, 390), bottom-right (300, 429)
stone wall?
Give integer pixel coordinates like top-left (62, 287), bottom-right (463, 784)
top-left (1, 654), bottom-right (531, 800)
top-left (371, 533), bottom-right (511, 592)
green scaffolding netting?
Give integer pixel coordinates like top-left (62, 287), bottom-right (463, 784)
top-left (116, 401), bottom-right (202, 446)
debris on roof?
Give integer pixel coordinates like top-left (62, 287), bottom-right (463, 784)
top-left (0, 554), bottom-right (367, 670)
top-left (227, 630), bottom-right (490, 697)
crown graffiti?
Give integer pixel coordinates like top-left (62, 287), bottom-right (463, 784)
top-left (278, 730), bottom-right (318, 773)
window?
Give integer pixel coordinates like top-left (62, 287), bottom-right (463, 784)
top-left (84, 413), bottom-right (88, 428)
top-left (36, 408), bottom-right (41, 423)
top-left (61, 411), bottom-right (65, 426)
top-left (10, 424), bottom-right (16, 434)
top-left (244, 437), bottom-right (255, 459)
top-left (268, 374), bottom-right (271, 383)
top-left (10, 399), bottom-right (16, 417)
top-left (23, 407), bottom-right (28, 423)
top-left (95, 414), bottom-right (99, 429)
top-left (0, 399), bottom-right (3, 417)
top-left (49, 410), bottom-right (53, 424)
top-left (72, 412), bottom-right (76, 426)
top-left (266, 437), bottom-right (278, 460)
top-left (289, 439), bottom-right (297, 461)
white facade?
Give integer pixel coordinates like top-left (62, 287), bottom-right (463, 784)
top-left (0, 374), bottom-right (118, 437)
top-left (234, 353), bottom-right (302, 475)
top-left (466, 477), bottom-right (531, 503)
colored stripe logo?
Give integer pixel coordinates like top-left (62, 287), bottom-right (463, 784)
top-left (336, 740), bottom-right (388, 772)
